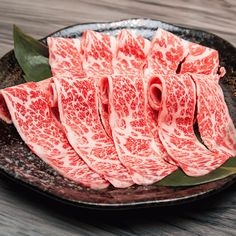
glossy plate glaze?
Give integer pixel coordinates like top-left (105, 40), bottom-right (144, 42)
top-left (0, 19), bottom-right (236, 210)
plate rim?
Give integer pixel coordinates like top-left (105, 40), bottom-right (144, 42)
top-left (1, 170), bottom-right (235, 209)
top-left (45, 18), bottom-right (236, 48)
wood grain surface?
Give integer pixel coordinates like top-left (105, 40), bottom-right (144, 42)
top-left (0, 0), bottom-right (236, 235)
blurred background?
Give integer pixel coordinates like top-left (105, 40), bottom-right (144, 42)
top-left (0, 0), bottom-right (236, 56)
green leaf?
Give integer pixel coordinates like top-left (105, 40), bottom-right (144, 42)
top-left (157, 157), bottom-right (236, 187)
top-left (13, 25), bottom-right (52, 82)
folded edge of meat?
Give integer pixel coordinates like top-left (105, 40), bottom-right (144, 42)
top-left (53, 76), bottom-right (134, 188)
top-left (0, 79), bottom-right (109, 189)
top-left (0, 95), bottom-right (12, 124)
top-left (148, 73), bottom-right (230, 176)
top-left (145, 75), bottom-right (178, 166)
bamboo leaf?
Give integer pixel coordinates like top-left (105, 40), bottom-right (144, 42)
top-left (13, 25), bottom-right (52, 82)
top-left (157, 157), bottom-right (236, 186)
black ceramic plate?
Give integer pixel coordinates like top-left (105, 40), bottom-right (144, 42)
top-left (0, 19), bottom-right (236, 210)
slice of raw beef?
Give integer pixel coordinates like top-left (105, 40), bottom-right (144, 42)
top-left (191, 73), bottom-right (236, 157)
top-left (80, 30), bottom-right (116, 76)
top-left (53, 76), bottom-right (134, 188)
top-left (47, 37), bottom-right (86, 77)
top-left (114, 30), bottom-right (150, 74)
top-left (148, 74), bottom-right (230, 176)
top-left (80, 30), bottom-right (117, 137)
top-left (180, 42), bottom-right (220, 75)
top-left (99, 75), bottom-right (177, 185)
top-left (146, 28), bottom-right (188, 75)
top-left (0, 81), bottom-right (109, 189)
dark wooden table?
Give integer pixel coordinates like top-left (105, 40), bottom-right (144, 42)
top-left (0, 0), bottom-right (236, 235)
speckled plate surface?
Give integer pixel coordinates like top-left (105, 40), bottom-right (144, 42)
top-left (0, 19), bottom-right (236, 210)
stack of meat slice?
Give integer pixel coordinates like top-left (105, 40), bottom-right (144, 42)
top-left (0, 79), bottom-right (109, 189)
top-left (147, 28), bottom-right (236, 175)
top-left (0, 27), bottom-right (235, 189)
